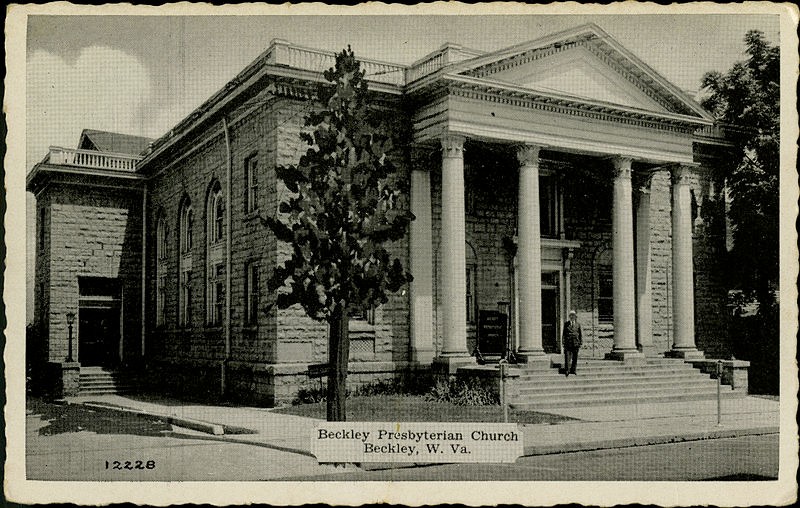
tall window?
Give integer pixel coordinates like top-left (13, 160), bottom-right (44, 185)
top-left (178, 198), bottom-right (193, 327)
top-left (245, 261), bottom-right (260, 325)
top-left (465, 242), bottom-right (478, 324)
top-left (207, 263), bottom-right (225, 326)
top-left (155, 214), bottom-right (167, 326)
top-left (245, 154), bottom-right (259, 213)
top-left (539, 174), bottom-right (563, 238)
top-left (598, 266), bottom-right (613, 323)
top-left (206, 182), bottom-right (225, 326)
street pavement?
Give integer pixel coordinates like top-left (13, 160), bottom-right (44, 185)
top-left (287, 434), bottom-right (779, 481)
top-left (26, 392), bottom-right (780, 481)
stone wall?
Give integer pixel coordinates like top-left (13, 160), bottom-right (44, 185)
top-left (145, 92), bottom-right (279, 372)
top-left (143, 92), bottom-right (414, 405)
top-left (43, 182), bottom-right (142, 364)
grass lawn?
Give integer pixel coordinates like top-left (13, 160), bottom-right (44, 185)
top-left (274, 395), bottom-right (575, 424)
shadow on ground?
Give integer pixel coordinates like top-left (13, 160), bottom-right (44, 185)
top-left (27, 398), bottom-right (172, 437)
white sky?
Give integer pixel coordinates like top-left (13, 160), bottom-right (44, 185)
top-left (23, 12), bottom-right (781, 321)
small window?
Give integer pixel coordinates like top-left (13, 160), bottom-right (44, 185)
top-left (598, 266), bottom-right (613, 323)
top-left (466, 265), bottom-right (477, 324)
top-left (181, 205), bottom-right (194, 253)
top-left (245, 261), bottom-right (260, 325)
top-left (214, 194), bottom-right (224, 242)
top-left (207, 185), bottom-right (224, 245)
top-left (38, 208), bottom-right (46, 251)
top-left (156, 216), bottom-right (167, 260)
top-left (245, 155), bottom-right (259, 213)
top-left (207, 263), bottom-right (225, 326)
top-left (180, 269), bottom-right (193, 327)
top-left (157, 274), bottom-right (167, 326)
top-left (155, 214), bottom-right (167, 327)
top-left (349, 305), bottom-right (376, 325)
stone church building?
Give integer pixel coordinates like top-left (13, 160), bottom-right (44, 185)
top-left (28, 24), bottom-right (745, 404)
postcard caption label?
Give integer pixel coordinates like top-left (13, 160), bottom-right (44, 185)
top-left (312, 422), bottom-right (523, 463)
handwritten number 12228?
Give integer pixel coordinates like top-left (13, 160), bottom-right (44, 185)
top-left (105, 460), bottom-right (156, 470)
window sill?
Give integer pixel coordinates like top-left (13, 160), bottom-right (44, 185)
top-left (349, 320), bottom-right (375, 333)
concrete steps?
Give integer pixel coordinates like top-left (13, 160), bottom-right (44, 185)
top-left (79, 367), bottom-right (142, 395)
top-left (509, 359), bottom-right (744, 409)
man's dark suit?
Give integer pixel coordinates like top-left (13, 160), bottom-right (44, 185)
top-left (562, 319), bottom-right (582, 376)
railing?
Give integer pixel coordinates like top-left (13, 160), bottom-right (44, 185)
top-left (48, 146), bottom-right (140, 171)
top-left (406, 45), bottom-right (483, 83)
top-left (268, 40), bottom-right (406, 86)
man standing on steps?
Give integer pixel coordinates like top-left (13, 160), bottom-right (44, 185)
top-left (563, 310), bottom-right (582, 377)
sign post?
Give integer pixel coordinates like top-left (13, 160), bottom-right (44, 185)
top-left (716, 360), bottom-right (723, 426)
top-left (499, 359), bottom-right (509, 423)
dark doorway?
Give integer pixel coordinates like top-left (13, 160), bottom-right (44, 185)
top-left (78, 305), bottom-right (120, 367)
top-left (542, 287), bottom-right (559, 354)
top-left (78, 277), bottom-right (122, 367)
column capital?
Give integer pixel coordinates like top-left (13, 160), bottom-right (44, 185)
top-left (611, 156), bottom-right (633, 178)
top-left (440, 132), bottom-right (466, 158)
top-left (670, 164), bottom-right (695, 186)
top-left (515, 144), bottom-right (542, 166)
top-left (410, 145), bottom-right (433, 170)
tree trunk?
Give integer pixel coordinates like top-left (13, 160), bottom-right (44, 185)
top-left (326, 303), bottom-right (350, 421)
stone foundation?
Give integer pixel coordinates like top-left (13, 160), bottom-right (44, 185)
top-left (145, 359), bottom-right (417, 406)
top-left (38, 361), bottom-right (80, 398)
top-left (686, 359), bottom-right (750, 392)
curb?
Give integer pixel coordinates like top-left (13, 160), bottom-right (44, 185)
top-left (521, 426), bottom-right (780, 456)
top-left (81, 402), bottom-right (225, 435)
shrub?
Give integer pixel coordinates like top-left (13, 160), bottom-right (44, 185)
top-left (426, 377), bottom-right (499, 406)
top-left (292, 387), bottom-right (328, 405)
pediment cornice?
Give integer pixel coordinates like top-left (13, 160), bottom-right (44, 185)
top-left (451, 23), bottom-right (712, 121)
top-left (442, 74), bottom-right (711, 135)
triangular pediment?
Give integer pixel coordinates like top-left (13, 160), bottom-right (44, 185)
top-left (481, 45), bottom-right (669, 112)
top-left (453, 24), bottom-right (711, 119)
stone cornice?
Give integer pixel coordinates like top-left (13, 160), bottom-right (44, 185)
top-left (443, 75), bottom-right (709, 134)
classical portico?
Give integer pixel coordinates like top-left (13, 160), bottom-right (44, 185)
top-left (408, 23), bottom-right (711, 365)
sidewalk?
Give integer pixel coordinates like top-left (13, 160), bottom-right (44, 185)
top-left (65, 393), bottom-right (780, 460)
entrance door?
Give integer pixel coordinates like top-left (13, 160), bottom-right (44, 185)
top-left (78, 304), bottom-right (120, 367)
top-left (512, 263), bottom-right (562, 354)
top-left (541, 288), bottom-right (559, 353)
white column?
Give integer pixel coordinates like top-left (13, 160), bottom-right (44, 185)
top-left (516, 144), bottom-right (547, 362)
top-left (607, 157), bottom-right (643, 361)
top-left (409, 151), bottom-right (435, 364)
top-left (635, 185), bottom-right (654, 355)
top-left (438, 133), bottom-right (470, 361)
top-left (668, 165), bottom-right (703, 358)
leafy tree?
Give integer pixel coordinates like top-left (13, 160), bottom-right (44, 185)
top-left (261, 47), bottom-right (413, 421)
top-left (700, 30), bottom-right (779, 313)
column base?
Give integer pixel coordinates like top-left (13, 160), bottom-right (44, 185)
top-left (516, 350), bottom-right (551, 369)
top-left (433, 354), bottom-right (475, 375)
top-left (665, 348), bottom-right (705, 359)
top-left (638, 345), bottom-right (660, 357)
top-left (411, 347), bottom-right (436, 365)
top-left (605, 349), bottom-right (646, 363)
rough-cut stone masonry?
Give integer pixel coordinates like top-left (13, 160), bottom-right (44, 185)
top-left (42, 183), bottom-right (142, 364)
top-left (143, 93), bottom-right (415, 405)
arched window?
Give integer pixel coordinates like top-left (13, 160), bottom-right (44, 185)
top-left (206, 182), bottom-right (225, 326)
top-left (155, 213), bottom-right (167, 326)
top-left (178, 197), bottom-right (193, 327)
